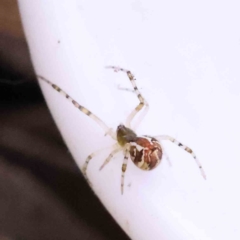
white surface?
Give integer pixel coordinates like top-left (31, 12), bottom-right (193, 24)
top-left (18, 0), bottom-right (240, 239)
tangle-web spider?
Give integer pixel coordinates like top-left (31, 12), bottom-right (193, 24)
top-left (38, 66), bottom-right (206, 194)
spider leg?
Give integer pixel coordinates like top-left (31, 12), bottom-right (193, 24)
top-left (117, 84), bottom-right (149, 131)
top-left (161, 144), bottom-right (172, 167)
top-left (121, 148), bottom-right (130, 195)
top-left (99, 147), bottom-right (121, 170)
top-left (155, 135), bottom-right (206, 179)
top-left (82, 144), bottom-right (118, 185)
top-left (131, 100), bottom-right (149, 131)
top-left (117, 85), bottom-right (135, 93)
top-left (106, 66), bottom-right (149, 129)
top-left (37, 75), bottom-right (116, 140)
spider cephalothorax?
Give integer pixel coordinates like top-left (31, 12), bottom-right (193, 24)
top-left (38, 66), bottom-right (206, 194)
top-left (117, 124), bottom-right (137, 146)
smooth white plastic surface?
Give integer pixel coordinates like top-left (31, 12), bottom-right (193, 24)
top-left (18, 1), bottom-right (240, 239)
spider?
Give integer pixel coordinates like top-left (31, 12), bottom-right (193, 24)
top-left (37, 66), bottom-right (206, 194)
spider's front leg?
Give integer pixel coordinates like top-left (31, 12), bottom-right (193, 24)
top-left (155, 135), bottom-right (206, 179)
top-left (82, 144), bottom-right (118, 186)
top-left (121, 148), bottom-right (130, 195)
top-left (37, 75), bottom-right (116, 140)
top-left (106, 66), bottom-right (149, 130)
top-left (99, 147), bottom-right (121, 171)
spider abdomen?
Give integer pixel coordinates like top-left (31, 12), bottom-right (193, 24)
top-left (129, 137), bottom-right (162, 170)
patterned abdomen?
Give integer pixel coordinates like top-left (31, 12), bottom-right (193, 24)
top-left (129, 137), bottom-right (162, 170)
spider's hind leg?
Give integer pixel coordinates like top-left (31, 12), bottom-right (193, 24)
top-left (155, 135), bottom-right (206, 179)
top-left (161, 144), bottom-right (172, 167)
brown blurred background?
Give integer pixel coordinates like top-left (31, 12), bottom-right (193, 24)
top-left (0, 1), bottom-right (129, 239)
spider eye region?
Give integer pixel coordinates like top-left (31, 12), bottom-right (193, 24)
top-left (129, 137), bottom-right (162, 170)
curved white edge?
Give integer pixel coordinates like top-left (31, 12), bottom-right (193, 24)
top-left (18, 1), bottom-right (240, 240)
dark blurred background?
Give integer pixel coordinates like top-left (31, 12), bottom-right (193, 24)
top-left (0, 1), bottom-right (129, 239)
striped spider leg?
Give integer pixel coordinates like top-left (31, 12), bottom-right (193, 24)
top-left (106, 66), bottom-right (149, 130)
top-left (37, 66), bottom-right (206, 195)
top-left (37, 76), bottom-right (116, 140)
top-left (153, 135), bottom-right (206, 179)
top-left (37, 75), bottom-right (120, 186)
top-left (106, 66), bottom-right (206, 191)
